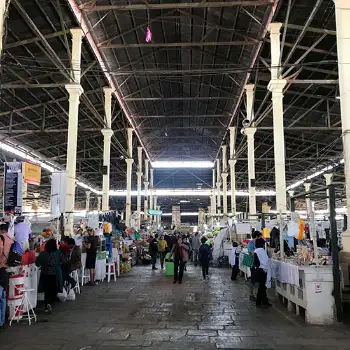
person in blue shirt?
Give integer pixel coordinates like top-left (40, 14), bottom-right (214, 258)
top-left (248, 231), bottom-right (262, 301)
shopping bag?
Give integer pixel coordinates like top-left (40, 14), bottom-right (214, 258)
top-left (242, 253), bottom-right (254, 268)
top-left (57, 288), bottom-right (67, 302)
top-left (67, 288), bottom-right (75, 301)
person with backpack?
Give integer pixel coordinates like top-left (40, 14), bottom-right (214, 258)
top-left (198, 236), bottom-right (212, 280)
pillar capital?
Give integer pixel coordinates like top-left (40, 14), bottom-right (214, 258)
top-left (216, 181), bottom-right (221, 187)
top-left (221, 172), bottom-right (228, 179)
top-left (245, 127), bottom-right (256, 137)
top-left (125, 158), bottom-right (134, 165)
top-left (288, 190), bottom-right (294, 197)
top-left (334, 0), bottom-right (350, 8)
top-left (103, 86), bottom-right (113, 95)
top-left (70, 28), bottom-right (83, 40)
top-left (137, 171), bottom-right (143, 177)
top-left (268, 79), bottom-right (287, 93)
top-left (245, 84), bottom-right (255, 92)
top-left (269, 22), bottom-right (283, 35)
top-left (86, 190), bottom-right (91, 197)
top-left (101, 128), bottom-right (113, 138)
top-left (324, 173), bottom-right (333, 185)
top-left (304, 182), bottom-right (311, 192)
top-left (228, 159), bottom-right (236, 166)
top-left (144, 181), bottom-right (149, 186)
top-left (65, 83), bottom-right (83, 96)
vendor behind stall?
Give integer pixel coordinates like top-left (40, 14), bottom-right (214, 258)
top-left (0, 222), bottom-right (13, 290)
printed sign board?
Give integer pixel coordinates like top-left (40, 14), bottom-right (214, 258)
top-left (24, 161), bottom-right (41, 186)
top-left (148, 209), bottom-right (163, 216)
top-left (3, 162), bottom-right (22, 216)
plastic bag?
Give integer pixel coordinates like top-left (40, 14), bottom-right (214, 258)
top-left (57, 288), bottom-right (67, 302)
top-left (67, 288), bottom-right (75, 301)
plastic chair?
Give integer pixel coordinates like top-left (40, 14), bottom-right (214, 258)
top-left (106, 262), bottom-right (117, 282)
top-left (81, 267), bottom-right (90, 286)
top-left (70, 270), bottom-right (81, 294)
top-left (9, 288), bottom-right (37, 326)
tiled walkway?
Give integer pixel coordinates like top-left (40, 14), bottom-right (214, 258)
top-left (1, 265), bottom-right (350, 349)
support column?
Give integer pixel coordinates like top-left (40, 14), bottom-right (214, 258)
top-left (153, 196), bottom-right (158, 226)
top-left (216, 159), bottom-right (221, 215)
top-left (85, 191), bottom-right (91, 213)
top-left (125, 128), bottom-right (134, 227)
top-left (245, 128), bottom-right (257, 216)
top-left (136, 147), bottom-right (143, 228)
top-left (64, 28), bottom-right (83, 236)
top-left (97, 196), bottom-right (102, 212)
top-left (229, 127), bottom-right (237, 217)
top-left (324, 173), bottom-right (333, 216)
top-left (102, 87), bottom-right (113, 212)
top-left (144, 159), bottom-right (149, 221)
top-left (268, 23), bottom-right (287, 215)
top-left (0, 0), bottom-right (8, 55)
top-left (150, 168), bottom-right (154, 222)
top-left (221, 145), bottom-right (228, 215)
top-left (334, 0), bottom-right (350, 251)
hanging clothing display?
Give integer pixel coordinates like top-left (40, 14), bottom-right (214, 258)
top-left (269, 227), bottom-right (280, 248)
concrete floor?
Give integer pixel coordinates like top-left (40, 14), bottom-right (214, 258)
top-left (1, 265), bottom-right (350, 350)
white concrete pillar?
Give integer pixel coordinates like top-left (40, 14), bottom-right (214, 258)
top-left (268, 23), bottom-right (287, 216)
top-left (97, 196), bottom-right (102, 212)
top-left (216, 159), bottom-right (221, 214)
top-left (102, 87), bottom-right (113, 212)
top-left (245, 127), bottom-right (257, 216)
top-left (149, 168), bottom-right (155, 221)
top-left (136, 147), bottom-right (143, 229)
top-left (221, 145), bottom-right (228, 215)
top-left (153, 196), bottom-right (158, 226)
top-left (125, 128), bottom-right (134, 227)
top-left (0, 0), bottom-right (7, 55)
top-left (324, 173), bottom-right (333, 216)
top-left (229, 127), bottom-right (237, 216)
top-left (245, 84), bottom-right (255, 122)
top-left (64, 29), bottom-right (83, 235)
top-left (85, 191), bottom-right (91, 213)
top-left (144, 159), bottom-right (149, 221)
top-left (334, 0), bottom-right (350, 251)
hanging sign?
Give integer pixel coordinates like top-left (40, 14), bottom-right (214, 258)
top-left (148, 209), bottom-right (163, 216)
top-left (24, 161), bottom-right (41, 186)
top-left (3, 162), bottom-right (22, 216)
top-left (314, 282), bottom-right (322, 294)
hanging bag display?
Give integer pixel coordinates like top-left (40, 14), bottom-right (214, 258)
top-left (242, 253), bottom-right (254, 269)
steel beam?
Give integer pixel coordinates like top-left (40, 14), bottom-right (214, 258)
top-left (124, 96), bottom-right (231, 101)
top-left (284, 23), bottom-right (336, 36)
top-left (4, 30), bottom-right (70, 49)
top-left (132, 114), bottom-right (227, 118)
top-left (101, 41), bottom-right (256, 49)
top-left (80, 1), bottom-right (274, 12)
top-left (1, 83), bottom-right (66, 89)
top-left (287, 79), bottom-right (338, 84)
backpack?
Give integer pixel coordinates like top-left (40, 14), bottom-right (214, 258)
top-left (0, 236), bottom-right (23, 267)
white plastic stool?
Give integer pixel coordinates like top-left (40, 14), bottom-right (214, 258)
top-left (106, 263), bottom-right (117, 282)
top-left (70, 270), bottom-right (81, 294)
top-left (81, 267), bottom-right (90, 286)
top-left (9, 288), bottom-right (37, 326)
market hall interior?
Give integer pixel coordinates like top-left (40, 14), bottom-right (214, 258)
top-left (2, 0), bottom-right (350, 349)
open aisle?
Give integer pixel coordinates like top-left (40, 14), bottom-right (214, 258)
top-left (1, 265), bottom-right (350, 350)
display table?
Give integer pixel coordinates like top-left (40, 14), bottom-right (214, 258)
top-left (271, 259), bottom-right (335, 325)
top-left (81, 253), bottom-right (106, 281)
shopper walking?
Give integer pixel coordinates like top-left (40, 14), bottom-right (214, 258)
top-left (247, 231), bottom-right (262, 301)
top-left (149, 233), bottom-right (159, 270)
top-left (169, 236), bottom-right (189, 284)
top-left (253, 237), bottom-right (272, 308)
top-left (36, 239), bottom-right (62, 313)
top-left (158, 235), bottom-right (168, 269)
top-left (198, 236), bottom-right (212, 280)
top-left (191, 232), bottom-right (201, 266)
top-left (230, 242), bottom-right (240, 281)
